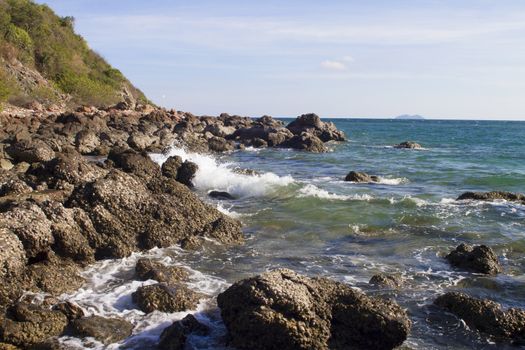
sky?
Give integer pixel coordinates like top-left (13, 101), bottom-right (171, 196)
top-left (37, 0), bottom-right (525, 120)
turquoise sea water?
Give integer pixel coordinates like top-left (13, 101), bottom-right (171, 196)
top-left (63, 119), bottom-right (525, 349)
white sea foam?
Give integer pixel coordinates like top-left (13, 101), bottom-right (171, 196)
top-left (376, 177), bottom-right (409, 185)
top-left (150, 147), bottom-right (294, 198)
top-left (298, 184), bottom-right (373, 201)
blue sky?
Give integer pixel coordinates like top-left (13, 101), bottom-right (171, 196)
top-left (38, 0), bottom-right (525, 119)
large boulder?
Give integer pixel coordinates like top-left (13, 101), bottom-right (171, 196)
top-left (280, 132), bottom-right (327, 153)
top-left (158, 314), bottom-right (209, 350)
top-left (0, 228), bottom-right (26, 281)
top-left (457, 191), bottom-right (525, 205)
top-left (132, 283), bottom-right (202, 313)
top-left (176, 161), bottom-right (198, 187)
top-left (217, 269), bottom-right (411, 350)
top-left (369, 274), bottom-right (402, 289)
top-left (0, 303), bottom-right (68, 347)
top-left (208, 136), bottom-right (235, 152)
top-left (344, 171), bottom-right (379, 183)
top-left (75, 130), bottom-right (100, 154)
top-left (70, 316), bottom-right (133, 345)
top-left (286, 114), bottom-right (345, 142)
top-left (107, 147), bottom-right (160, 180)
top-left (134, 258), bottom-right (189, 285)
top-left (161, 156), bottom-right (183, 180)
top-left (445, 243), bottom-right (501, 275)
top-left (5, 140), bottom-right (55, 164)
top-left (434, 292), bottom-right (525, 344)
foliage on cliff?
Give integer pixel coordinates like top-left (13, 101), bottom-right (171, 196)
top-left (0, 0), bottom-right (148, 108)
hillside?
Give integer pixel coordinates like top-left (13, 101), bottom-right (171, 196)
top-left (0, 0), bottom-right (148, 110)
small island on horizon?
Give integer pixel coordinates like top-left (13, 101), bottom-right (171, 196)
top-left (395, 114), bottom-right (425, 120)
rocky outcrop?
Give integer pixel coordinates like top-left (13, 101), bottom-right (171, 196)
top-left (176, 161), bottom-right (198, 187)
top-left (208, 191), bottom-right (236, 200)
top-left (132, 283), bottom-right (203, 313)
top-left (70, 316), bottom-right (134, 345)
top-left (434, 292), bottom-right (525, 344)
top-left (217, 269), bottom-right (411, 350)
top-left (158, 314), bottom-right (209, 350)
top-left (457, 191), bottom-right (525, 205)
top-left (286, 114), bottom-right (345, 142)
top-left (446, 243), bottom-right (501, 275)
top-left (394, 141), bottom-right (422, 149)
top-left (345, 171), bottom-right (379, 183)
top-left (369, 274), bottom-right (402, 289)
top-left (280, 132), bottom-right (327, 153)
top-left (135, 258), bottom-right (189, 285)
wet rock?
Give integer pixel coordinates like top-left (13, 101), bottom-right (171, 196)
top-left (267, 129), bottom-right (293, 147)
top-left (75, 130), bottom-right (100, 154)
top-left (446, 243), bottom-right (501, 275)
top-left (180, 236), bottom-right (204, 250)
top-left (286, 113), bottom-right (345, 142)
top-left (132, 283), bottom-right (203, 313)
top-left (434, 292), bottom-right (525, 344)
top-left (52, 301), bottom-right (85, 321)
top-left (6, 140), bottom-right (55, 164)
top-left (394, 141), bottom-right (422, 149)
top-left (369, 274), bottom-right (402, 289)
top-left (280, 132), bottom-right (327, 153)
top-left (0, 303), bottom-right (68, 347)
top-left (208, 136), bottom-right (235, 152)
top-left (135, 258), bottom-right (189, 285)
top-left (107, 147), bottom-right (160, 180)
top-left (208, 191), bottom-right (236, 200)
top-left (251, 138), bottom-right (268, 148)
top-left (158, 314), bottom-right (210, 350)
top-left (176, 161), bottom-right (198, 187)
top-left (161, 156), bottom-right (183, 180)
top-left (457, 191), bottom-right (525, 205)
top-left (70, 316), bottom-right (133, 345)
top-left (344, 171), bottom-right (379, 183)
top-left (217, 268), bottom-right (411, 350)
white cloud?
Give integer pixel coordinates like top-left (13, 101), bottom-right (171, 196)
top-left (320, 60), bottom-right (347, 71)
top-left (341, 55), bottom-right (354, 62)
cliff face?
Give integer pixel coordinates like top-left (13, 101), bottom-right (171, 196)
top-left (0, 0), bottom-right (148, 110)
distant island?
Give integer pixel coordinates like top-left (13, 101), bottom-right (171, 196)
top-left (395, 114), bottom-right (425, 120)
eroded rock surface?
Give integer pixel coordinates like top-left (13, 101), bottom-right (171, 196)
top-left (446, 243), bottom-right (501, 275)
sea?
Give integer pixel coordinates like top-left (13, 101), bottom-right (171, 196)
top-left (57, 119), bottom-right (525, 349)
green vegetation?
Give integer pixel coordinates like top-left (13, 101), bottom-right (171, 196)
top-left (0, 0), bottom-right (148, 107)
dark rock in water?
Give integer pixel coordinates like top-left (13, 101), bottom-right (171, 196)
top-left (0, 302), bottom-right (68, 347)
top-left (217, 268), bottom-right (411, 350)
top-left (208, 136), bottom-right (235, 152)
top-left (208, 191), bottom-right (236, 200)
top-left (161, 156), bottom-right (183, 180)
top-left (71, 316), bottom-right (133, 345)
top-left (369, 274), bottom-right (402, 289)
top-left (457, 191), bottom-right (525, 204)
top-left (286, 113), bottom-right (345, 142)
top-left (280, 132), bottom-right (327, 153)
top-left (52, 301), bottom-right (85, 321)
top-left (434, 292), bottom-right (525, 344)
top-left (176, 160), bottom-right (198, 187)
top-left (232, 167), bottom-right (259, 176)
top-left (158, 314), bottom-right (210, 350)
top-left (132, 283), bottom-right (203, 313)
top-left (446, 243), bottom-right (501, 275)
top-left (344, 171), bottom-right (379, 183)
top-left (135, 258), bottom-right (189, 285)
top-left (251, 138), bottom-right (268, 148)
top-left (394, 141), bottom-right (422, 149)
top-left (107, 147), bottom-right (160, 180)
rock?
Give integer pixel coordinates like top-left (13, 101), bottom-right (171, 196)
top-left (0, 202), bottom-right (54, 259)
top-left (208, 191), bottom-right (236, 200)
top-left (70, 316), bottom-right (133, 345)
top-left (176, 161), bottom-right (198, 187)
top-left (217, 269), bottom-right (411, 350)
top-left (0, 178), bottom-right (33, 196)
top-left (286, 114), bottom-right (345, 142)
top-left (251, 138), bottom-right (268, 148)
top-left (158, 314), bottom-right (210, 350)
top-left (135, 258), bottom-right (189, 285)
top-left (52, 301), bottom-right (85, 320)
top-left (434, 292), bottom-right (525, 344)
top-left (394, 141), bottom-right (422, 149)
top-left (446, 243), bottom-right (501, 275)
top-left (75, 130), bottom-right (100, 154)
top-left (0, 303), bottom-right (68, 347)
top-left (0, 228), bottom-right (26, 281)
top-left (0, 158), bottom-right (14, 170)
top-left (131, 283), bottom-right (202, 313)
top-left (280, 132), bottom-right (327, 153)
top-left (6, 140), bottom-right (55, 164)
top-left (127, 132), bottom-right (156, 151)
top-left (0, 343), bottom-right (19, 350)
top-left (208, 136), bottom-right (235, 152)
top-left (161, 156), bottom-right (183, 180)
top-left (369, 274), bottom-right (402, 289)
top-left (107, 147), bottom-right (160, 180)
top-left (22, 255), bottom-right (85, 295)
top-left (457, 191), bottom-right (525, 205)
top-left (344, 171), bottom-right (379, 183)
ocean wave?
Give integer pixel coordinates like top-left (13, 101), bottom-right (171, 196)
top-left (297, 184), bottom-right (373, 201)
top-left (151, 146), bottom-right (294, 198)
